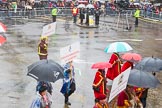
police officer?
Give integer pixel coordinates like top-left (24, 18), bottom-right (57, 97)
top-left (79, 8), bottom-right (85, 25)
top-left (134, 7), bottom-right (140, 27)
top-left (51, 6), bottom-right (58, 22)
top-left (95, 8), bottom-right (100, 26)
top-left (38, 36), bottom-right (48, 60)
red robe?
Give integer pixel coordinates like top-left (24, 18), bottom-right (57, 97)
top-left (117, 91), bottom-right (130, 107)
top-left (93, 71), bottom-right (107, 99)
top-left (121, 61), bottom-right (133, 72)
top-left (106, 53), bottom-right (121, 80)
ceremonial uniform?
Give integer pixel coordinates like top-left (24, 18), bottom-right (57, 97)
top-left (121, 61), bottom-right (133, 72)
top-left (38, 37), bottom-right (48, 60)
top-left (106, 53), bottom-right (121, 80)
top-left (117, 91), bottom-right (131, 108)
top-left (93, 69), bottom-right (107, 100)
top-left (93, 94), bottom-right (109, 108)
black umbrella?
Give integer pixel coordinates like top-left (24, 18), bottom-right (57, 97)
top-left (134, 57), bottom-right (162, 72)
top-left (128, 69), bottom-right (161, 88)
top-left (27, 59), bottom-right (64, 83)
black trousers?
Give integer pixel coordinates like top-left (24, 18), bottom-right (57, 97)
top-left (53, 15), bottom-right (56, 22)
top-left (135, 17), bottom-right (138, 26)
top-left (64, 90), bottom-right (74, 103)
top-left (95, 16), bottom-right (99, 25)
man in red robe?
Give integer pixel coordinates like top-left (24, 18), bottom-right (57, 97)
top-left (106, 52), bottom-right (121, 80)
top-left (93, 94), bottom-right (109, 108)
top-left (121, 61), bottom-right (133, 72)
top-left (93, 69), bottom-right (108, 102)
top-left (117, 86), bottom-right (132, 108)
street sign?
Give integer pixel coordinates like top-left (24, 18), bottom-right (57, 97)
top-left (41, 22), bottom-right (56, 37)
top-left (60, 42), bottom-right (80, 65)
top-left (108, 67), bottom-right (131, 102)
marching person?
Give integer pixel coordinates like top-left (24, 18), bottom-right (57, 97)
top-left (121, 61), bottom-right (134, 72)
top-left (95, 8), bottom-right (100, 26)
top-left (72, 6), bottom-right (78, 23)
top-left (117, 85), bottom-right (132, 108)
top-left (106, 52), bottom-right (122, 80)
top-left (93, 94), bottom-right (109, 108)
top-left (51, 5), bottom-right (58, 22)
top-left (60, 61), bottom-right (76, 106)
top-left (38, 36), bottom-right (48, 60)
top-left (36, 81), bottom-right (53, 95)
top-left (135, 87), bottom-right (148, 108)
top-left (30, 85), bottom-right (52, 108)
top-left (134, 7), bottom-right (140, 27)
top-left (92, 69), bottom-right (108, 103)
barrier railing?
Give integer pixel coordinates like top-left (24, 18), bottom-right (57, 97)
top-left (0, 7), bottom-right (162, 21)
top-left (0, 8), bottom-right (72, 19)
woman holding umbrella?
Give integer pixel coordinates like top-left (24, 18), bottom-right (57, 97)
top-left (92, 69), bottom-right (109, 103)
top-left (60, 61), bottom-right (76, 106)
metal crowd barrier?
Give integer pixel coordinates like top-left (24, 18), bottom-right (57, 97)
top-left (0, 7), bottom-right (72, 19)
top-left (105, 8), bottom-right (162, 21)
top-left (0, 7), bottom-right (162, 21)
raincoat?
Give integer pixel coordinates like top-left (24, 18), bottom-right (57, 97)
top-left (106, 53), bottom-right (121, 80)
top-left (60, 62), bottom-right (75, 94)
top-left (30, 92), bottom-right (52, 108)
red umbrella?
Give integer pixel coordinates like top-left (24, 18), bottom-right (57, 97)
top-left (122, 53), bottom-right (142, 62)
top-left (0, 35), bottom-right (6, 46)
top-left (91, 62), bottom-right (112, 69)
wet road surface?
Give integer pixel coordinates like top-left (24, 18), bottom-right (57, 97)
top-left (0, 17), bottom-right (162, 108)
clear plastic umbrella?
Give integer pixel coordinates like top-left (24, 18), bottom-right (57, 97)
top-left (77, 4), bottom-right (86, 8)
top-left (86, 4), bottom-right (94, 8)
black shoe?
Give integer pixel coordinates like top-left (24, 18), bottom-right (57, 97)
top-left (65, 101), bottom-right (71, 106)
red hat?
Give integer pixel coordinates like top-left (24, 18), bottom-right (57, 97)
top-left (96, 94), bottom-right (107, 100)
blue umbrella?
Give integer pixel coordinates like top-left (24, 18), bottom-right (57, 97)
top-left (104, 42), bottom-right (133, 53)
top-left (128, 69), bottom-right (161, 88)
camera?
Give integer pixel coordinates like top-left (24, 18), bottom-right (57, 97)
top-left (114, 0), bottom-right (130, 10)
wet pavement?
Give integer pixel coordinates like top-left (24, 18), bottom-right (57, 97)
top-left (0, 16), bottom-right (162, 108)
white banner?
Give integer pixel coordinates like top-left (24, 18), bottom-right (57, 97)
top-left (41, 22), bottom-right (56, 37)
top-left (108, 67), bottom-right (131, 102)
top-left (60, 42), bottom-right (80, 65)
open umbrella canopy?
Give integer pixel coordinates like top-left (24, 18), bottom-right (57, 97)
top-left (91, 62), bottom-right (112, 69)
top-left (122, 52), bottom-right (142, 62)
top-left (0, 35), bottom-right (6, 46)
top-left (128, 69), bottom-right (160, 88)
top-left (104, 42), bottom-right (133, 53)
top-left (77, 4), bottom-right (85, 8)
top-left (134, 57), bottom-right (162, 72)
top-left (27, 59), bottom-right (64, 83)
top-left (86, 4), bottom-right (94, 8)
